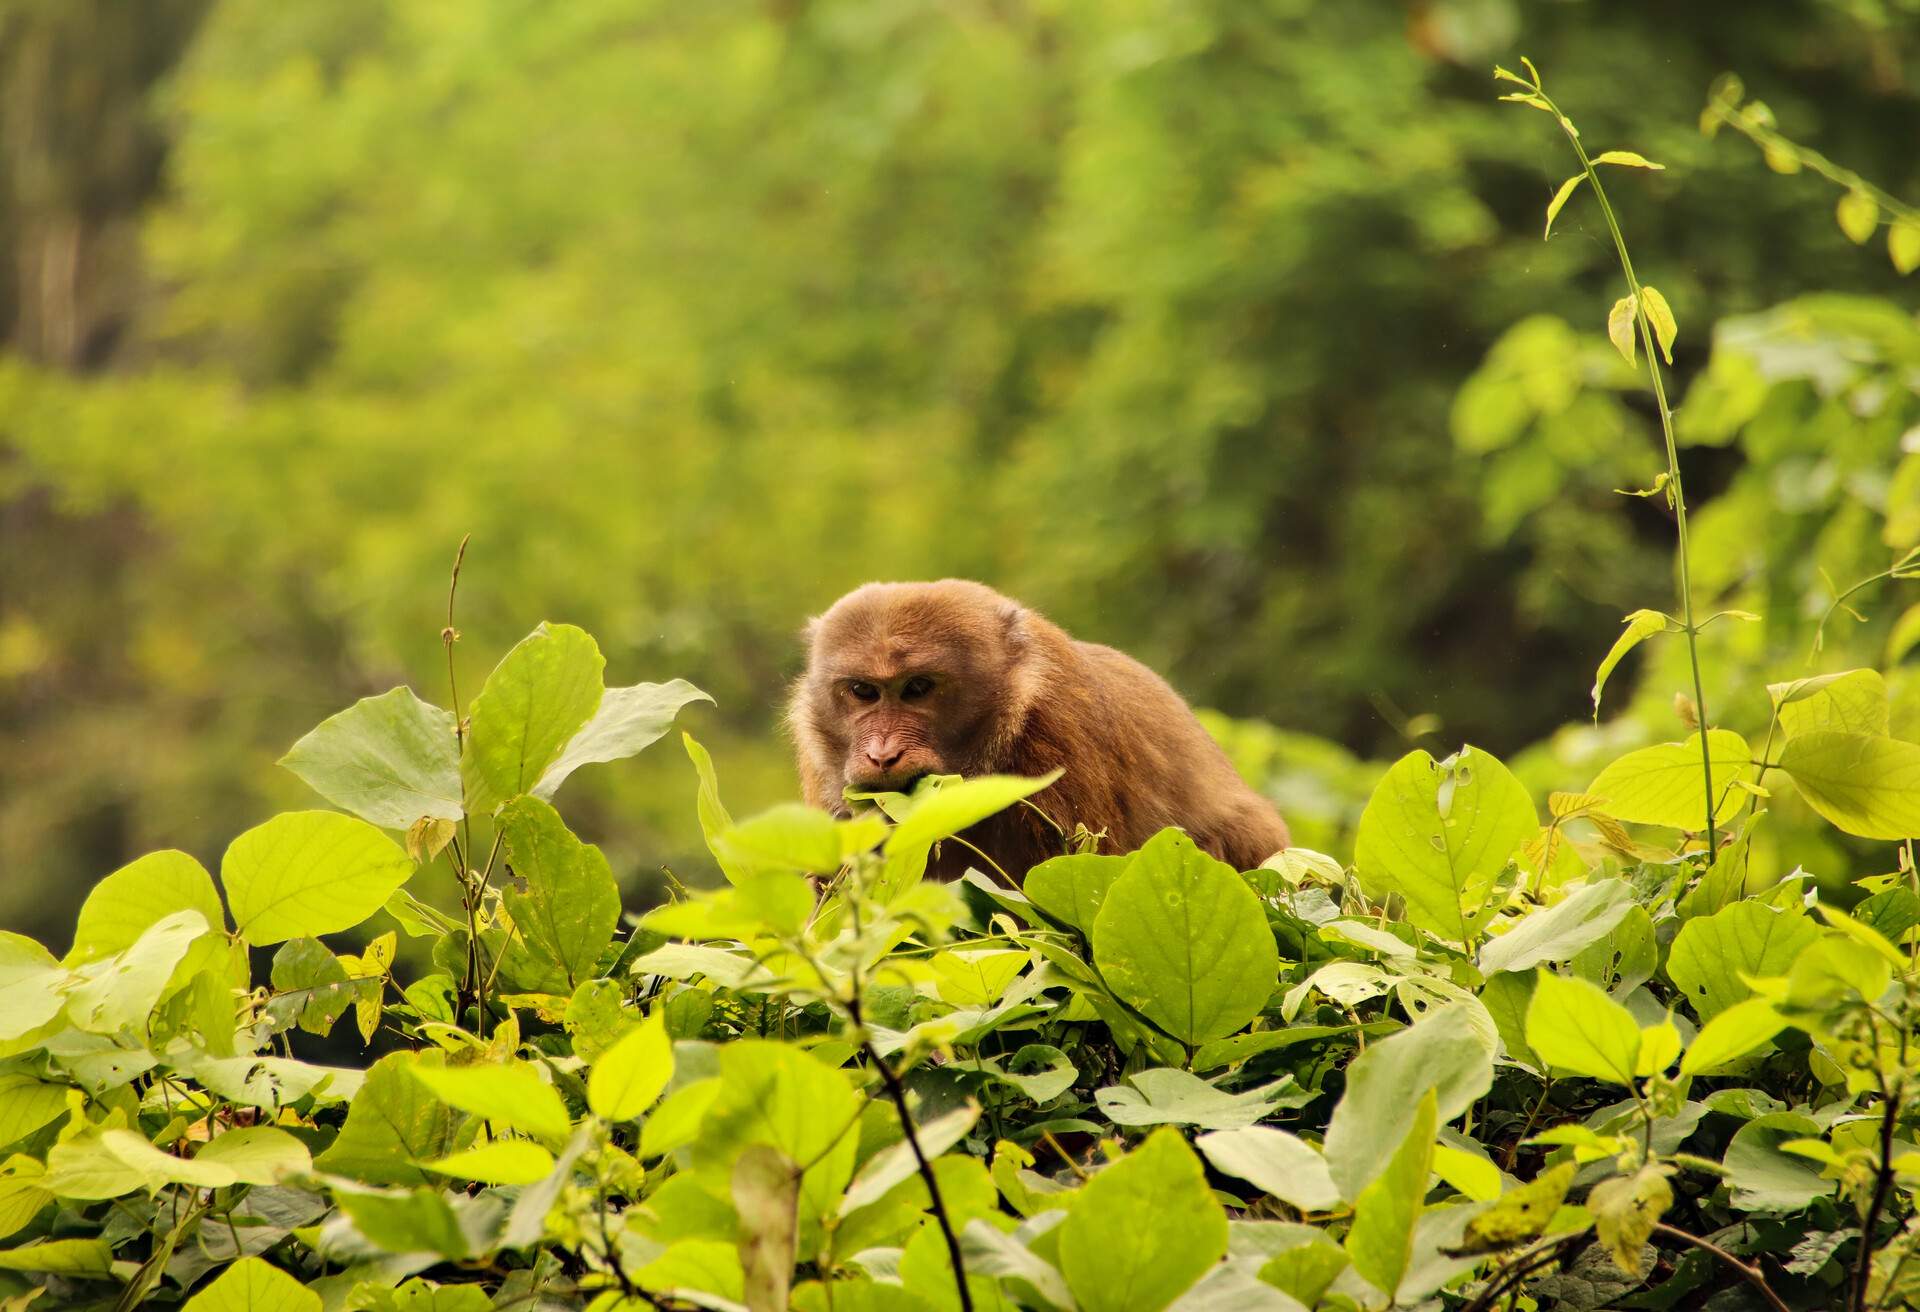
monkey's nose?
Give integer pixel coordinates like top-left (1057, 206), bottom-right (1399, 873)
top-left (865, 744), bottom-right (905, 772)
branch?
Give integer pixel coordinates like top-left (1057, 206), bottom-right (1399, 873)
top-left (1652, 1223), bottom-right (1791, 1312)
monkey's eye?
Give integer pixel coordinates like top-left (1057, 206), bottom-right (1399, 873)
top-left (901, 675), bottom-right (936, 701)
top-left (847, 680), bottom-right (880, 703)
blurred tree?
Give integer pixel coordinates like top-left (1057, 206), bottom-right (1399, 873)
top-left (2, 0), bottom-right (1917, 939)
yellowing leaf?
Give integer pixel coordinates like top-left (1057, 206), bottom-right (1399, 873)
top-left (1588, 1166), bottom-right (1672, 1276)
top-left (1449, 1162), bottom-right (1575, 1255)
top-left (1607, 295), bottom-right (1638, 366)
top-left (1639, 285), bottom-right (1677, 364)
top-left (1591, 610), bottom-right (1671, 719)
top-left (1544, 174), bottom-right (1585, 238)
top-left (1891, 219), bottom-right (1920, 275)
top-left (1591, 150), bottom-right (1665, 170)
top-left (1836, 190), bottom-right (1878, 245)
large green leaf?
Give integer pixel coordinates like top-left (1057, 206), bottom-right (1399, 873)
top-left (314, 1052), bottom-right (468, 1186)
top-left (1090, 829), bottom-right (1277, 1047)
top-left (1680, 997), bottom-right (1787, 1074)
top-left (223, 811), bottom-right (415, 945)
top-left (461, 622), bottom-right (605, 815)
top-left (1478, 878), bottom-right (1636, 975)
top-left (496, 795), bottom-right (621, 992)
top-left (1778, 730), bottom-right (1920, 839)
top-left (182, 1256), bottom-right (321, 1312)
top-left (1059, 1127), bottom-right (1226, 1312)
top-left (1023, 852), bottom-right (1133, 934)
top-left (1195, 1127), bottom-right (1340, 1212)
top-left (409, 1060), bottom-right (572, 1147)
top-left (1523, 970), bottom-right (1643, 1084)
top-left (1586, 730), bottom-right (1751, 829)
top-left (1344, 1088), bottom-right (1437, 1301)
top-left (0, 933), bottom-right (69, 1041)
top-left (533, 679), bottom-right (711, 800)
top-left (64, 909), bottom-right (210, 1034)
top-left (0, 1075), bottom-right (68, 1151)
top-left (280, 687), bottom-right (464, 829)
top-left (67, 850), bottom-right (225, 965)
top-left (1768, 669), bottom-right (1890, 739)
top-left (1095, 1068), bottom-right (1309, 1131)
top-left (693, 1041), bottom-right (860, 1241)
top-left (1667, 901), bottom-right (1820, 1019)
top-left (588, 1010), bottom-right (674, 1121)
top-left (1322, 1003), bottom-right (1493, 1200)
top-left (1724, 1114), bottom-right (1832, 1212)
top-left (1354, 745), bottom-right (1536, 943)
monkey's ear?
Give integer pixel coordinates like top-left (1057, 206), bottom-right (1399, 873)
top-left (999, 602), bottom-right (1031, 654)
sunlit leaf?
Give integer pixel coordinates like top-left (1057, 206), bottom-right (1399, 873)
top-left (1344, 1088), bottom-right (1437, 1299)
top-left (1587, 731), bottom-right (1751, 830)
top-left (1591, 149), bottom-right (1664, 169)
top-left (280, 688), bottom-right (463, 829)
top-left (1059, 1128), bottom-right (1225, 1312)
top-left (589, 1010), bottom-right (674, 1121)
top-left (534, 679), bottom-right (711, 800)
top-left (1607, 294), bottom-right (1638, 366)
top-left (1544, 174), bottom-right (1584, 238)
top-left (462, 623), bottom-right (604, 815)
top-left (1639, 285), bottom-right (1677, 364)
top-left (1778, 731), bottom-right (1920, 839)
top-left (1591, 610), bottom-right (1670, 720)
top-left (223, 811), bottom-right (414, 945)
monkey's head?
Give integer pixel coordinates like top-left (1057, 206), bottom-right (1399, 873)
top-left (791, 580), bottom-right (1039, 807)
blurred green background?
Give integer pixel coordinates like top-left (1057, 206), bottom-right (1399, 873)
top-left (4, 0), bottom-right (1919, 945)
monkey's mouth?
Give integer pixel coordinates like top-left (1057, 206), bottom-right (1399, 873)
top-left (847, 770), bottom-right (929, 796)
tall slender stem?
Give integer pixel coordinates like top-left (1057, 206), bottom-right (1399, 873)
top-left (1526, 77), bottom-right (1719, 849)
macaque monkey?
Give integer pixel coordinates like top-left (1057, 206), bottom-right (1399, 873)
top-left (789, 580), bottom-right (1289, 880)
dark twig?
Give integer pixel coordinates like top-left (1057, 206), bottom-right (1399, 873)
top-left (1653, 1223), bottom-right (1791, 1312)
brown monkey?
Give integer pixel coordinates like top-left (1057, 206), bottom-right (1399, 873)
top-left (788, 579), bottom-right (1289, 880)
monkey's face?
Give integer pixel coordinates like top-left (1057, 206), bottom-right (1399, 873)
top-left (795, 582), bottom-right (1025, 806)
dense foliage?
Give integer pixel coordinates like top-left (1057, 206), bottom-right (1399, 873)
top-left (3, 583), bottom-right (1920, 1311)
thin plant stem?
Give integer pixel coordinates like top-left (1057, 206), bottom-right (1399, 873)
top-left (1512, 67), bottom-right (1719, 849)
top-left (1652, 1223), bottom-right (1791, 1312)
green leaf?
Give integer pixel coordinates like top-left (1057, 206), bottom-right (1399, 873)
top-left (1587, 1166), bottom-right (1672, 1275)
top-left (1544, 174), bottom-right (1584, 239)
top-left (1724, 1114), bottom-right (1831, 1212)
top-left (333, 1182), bottom-right (470, 1259)
top-left (182, 1256), bottom-right (321, 1311)
top-left (410, 1060), bottom-right (572, 1147)
top-left (638, 1239), bottom-right (747, 1304)
top-left (882, 772), bottom-right (1062, 888)
top-left (279, 688), bottom-right (463, 829)
top-left (496, 795), bottom-right (621, 992)
top-left (196, 1127), bottom-right (312, 1185)
top-left (693, 1041), bottom-right (860, 1240)
top-left (1769, 669), bottom-right (1890, 739)
top-left (589, 1009), bottom-right (674, 1121)
top-left (314, 1051), bottom-right (468, 1186)
top-left (1353, 745), bottom-right (1536, 944)
top-left (716, 802), bottom-right (855, 875)
top-left (1452, 1162), bottom-right (1575, 1254)
top-left (1524, 971), bottom-right (1641, 1084)
top-left (0, 1157), bottom-right (51, 1242)
top-left (265, 937), bottom-right (356, 1037)
top-left (67, 850), bottom-right (225, 964)
top-left (1639, 285), bottom-right (1678, 364)
top-left (1591, 610), bottom-right (1671, 720)
top-left (1681, 997), bottom-right (1788, 1074)
top-left (841, 1104), bottom-right (979, 1215)
top-left (1587, 730), bottom-right (1751, 829)
top-left (1090, 829), bottom-right (1278, 1046)
top-left (1778, 730), bottom-right (1920, 839)
top-left (1059, 1127), bottom-right (1226, 1312)
top-left (1096, 1068), bottom-right (1309, 1131)
top-left (1891, 219), bottom-right (1920, 275)
top-left (1323, 1003), bottom-right (1494, 1200)
top-left (734, 1144), bottom-right (801, 1312)
top-left (1344, 1087), bottom-right (1437, 1300)
top-left (1785, 934), bottom-right (1891, 1008)
top-left (0, 1237), bottom-right (114, 1277)
top-left (534, 679), bottom-right (712, 800)
top-left (1591, 149), bottom-right (1665, 170)
top-left (1195, 1127), bottom-right (1340, 1212)
top-left (0, 933), bottom-right (66, 1041)
top-left (1837, 190), bottom-right (1878, 245)
top-left (422, 1140), bottom-right (556, 1185)
top-left (1478, 879), bottom-right (1637, 975)
top-left (1259, 1240), bottom-right (1349, 1307)
top-left (223, 811), bottom-right (415, 945)
top-left (1023, 852), bottom-right (1132, 934)
top-left (0, 1075), bottom-right (68, 1150)
top-left (1668, 901), bottom-right (1821, 1020)
top-left (461, 622), bottom-right (605, 815)
top-left (64, 909), bottom-right (210, 1034)
top-left (1608, 294), bottom-right (1638, 366)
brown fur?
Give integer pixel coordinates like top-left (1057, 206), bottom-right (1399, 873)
top-left (788, 580), bottom-right (1289, 879)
